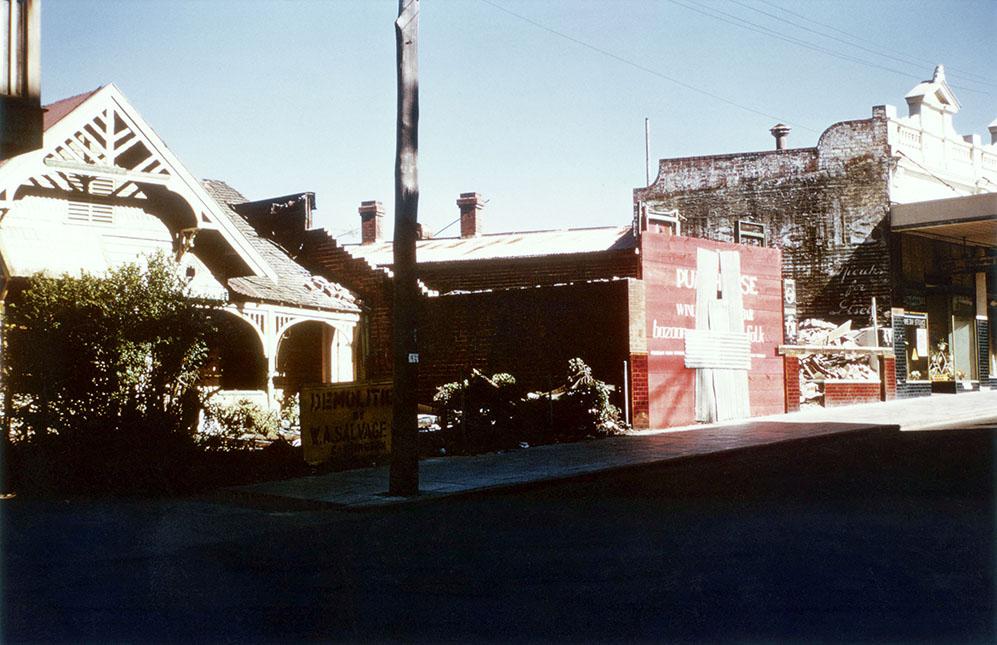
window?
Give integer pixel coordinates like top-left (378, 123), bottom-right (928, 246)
top-left (735, 220), bottom-right (766, 246)
top-left (646, 208), bottom-right (682, 236)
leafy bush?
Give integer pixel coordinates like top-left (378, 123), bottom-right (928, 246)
top-left (433, 370), bottom-right (520, 452)
top-left (3, 254), bottom-right (220, 494)
top-left (431, 359), bottom-right (628, 454)
top-left (557, 358), bottom-right (629, 438)
top-left (197, 393), bottom-right (301, 452)
top-left (198, 398), bottom-right (281, 451)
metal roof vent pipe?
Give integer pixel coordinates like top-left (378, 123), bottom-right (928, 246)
top-left (457, 192), bottom-right (484, 238)
top-left (770, 123), bottom-right (791, 150)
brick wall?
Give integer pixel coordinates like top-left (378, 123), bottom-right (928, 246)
top-left (784, 356), bottom-right (801, 412)
top-left (301, 229), bottom-right (395, 381)
top-left (824, 381), bottom-right (881, 407)
top-left (634, 113), bottom-right (893, 328)
top-left (419, 280), bottom-right (633, 407)
top-left (407, 250), bottom-right (639, 294)
top-left (628, 353), bottom-right (649, 428)
top-left (640, 234), bottom-right (786, 427)
top-left (880, 355), bottom-right (897, 400)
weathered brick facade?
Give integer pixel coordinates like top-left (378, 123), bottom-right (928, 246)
top-left (634, 109), bottom-right (894, 328)
top-left (414, 250), bottom-right (639, 293)
top-left (419, 280), bottom-right (634, 406)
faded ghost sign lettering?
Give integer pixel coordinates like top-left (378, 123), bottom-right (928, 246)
top-left (640, 234), bottom-right (785, 429)
top-left (675, 268), bottom-right (759, 295)
top-left (829, 263), bottom-right (888, 318)
top-left (665, 267), bottom-right (764, 344)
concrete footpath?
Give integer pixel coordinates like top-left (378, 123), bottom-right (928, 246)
top-left (230, 389), bottom-right (997, 509)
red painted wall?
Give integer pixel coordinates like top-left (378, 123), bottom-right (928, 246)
top-left (639, 233), bottom-right (785, 428)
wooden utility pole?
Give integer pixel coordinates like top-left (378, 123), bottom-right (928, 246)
top-left (389, 0), bottom-right (420, 496)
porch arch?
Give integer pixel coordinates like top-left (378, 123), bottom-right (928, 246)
top-left (275, 319), bottom-right (356, 396)
top-left (203, 310), bottom-right (268, 392)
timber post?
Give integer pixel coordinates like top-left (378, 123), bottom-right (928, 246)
top-left (389, 0), bottom-right (420, 496)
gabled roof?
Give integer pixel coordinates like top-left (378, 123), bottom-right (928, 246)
top-left (346, 226), bottom-right (637, 267)
top-left (0, 89), bottom-right (101, 170)
top-left (201, 179), bottom-right (359, 312)
top-left (1, 84), bottom-right (281, 281)
top-left (2, 86), bottom-right (358, 315)
top-left (42, 87), bottom-right (103, 131)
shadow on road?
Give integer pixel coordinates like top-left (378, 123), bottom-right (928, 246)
top-left (3, 426), bottom-right (994, 643)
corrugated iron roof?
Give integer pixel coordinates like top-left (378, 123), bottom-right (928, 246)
top-left (346, 226), bottom-right (636, 266)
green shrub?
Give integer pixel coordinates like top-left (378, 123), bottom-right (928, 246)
top-left (198, 398), bottom-right (280, 451)
top-left (3, 253), bottom-right (220, 494)
top-left (556, 358), bottom-right (629, 438)
top-left (431, 359), bottom-right (628, 455)
top-left (433, 370), bottom-right (520, 452)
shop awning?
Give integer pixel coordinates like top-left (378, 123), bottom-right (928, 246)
top-left (891, 192), bottom-right (997, 248)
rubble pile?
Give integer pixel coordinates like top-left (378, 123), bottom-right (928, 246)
top-left (796, 319), bottom-right (879, 406)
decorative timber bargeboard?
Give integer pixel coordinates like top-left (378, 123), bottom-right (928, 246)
top-left (0, 85), bottom-right (361, 408)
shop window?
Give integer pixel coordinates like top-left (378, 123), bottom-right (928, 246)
top-left (951, 295), bottom-right (977, 381)
top-left (735, 220), bottom-right (766, 247)
top-left (926, 293), bottom-right (979, 385)
top-left (902, 312), bottom-right (929, 381)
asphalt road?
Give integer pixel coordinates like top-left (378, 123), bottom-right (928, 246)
top-left (3, 422), bottom-right (994, 643)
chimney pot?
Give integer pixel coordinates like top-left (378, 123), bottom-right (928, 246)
top-left (457, 192), bottom-right (484, 238)
top-left (770, 123), bottom-right (791, 150)
top-left (358, 200), bottom-right (384, 245)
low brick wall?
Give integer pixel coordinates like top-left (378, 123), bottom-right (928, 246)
top-left (783, 352), bottom-right (895, 409)
top-left (823, 380), bottom-right (881, 407)
top-left (784, 355), bottom-right (801, 413)
top-left (419, 280), bottom-right (632, 408)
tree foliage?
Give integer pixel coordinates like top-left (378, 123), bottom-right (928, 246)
top-left (432, 359), bottom-right (629, 454)
top-left (5, 253), bottom-right (218, 444)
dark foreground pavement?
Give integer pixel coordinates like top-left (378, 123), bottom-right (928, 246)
top-left (3, 422), bottom-right (995, 643)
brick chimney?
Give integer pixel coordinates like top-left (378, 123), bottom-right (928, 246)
top-left (359, 200), bottom-right (383, 245)
top-left (457, 192), bottom-right (484, 238)
top-left (770, 123), bottom-right (791, 150)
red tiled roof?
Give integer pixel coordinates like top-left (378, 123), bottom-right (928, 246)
top-left (42, 86), bottom-right (103, 131)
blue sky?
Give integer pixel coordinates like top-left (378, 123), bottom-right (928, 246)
top-left (42, 0), bottom-right (994, 241)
